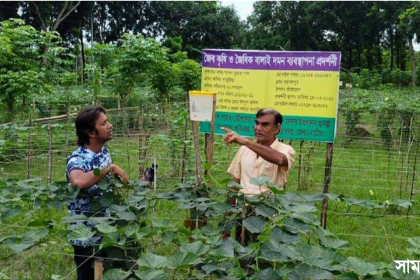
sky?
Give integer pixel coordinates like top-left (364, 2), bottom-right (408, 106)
top-left (220, 1), bottom-right (255, 21)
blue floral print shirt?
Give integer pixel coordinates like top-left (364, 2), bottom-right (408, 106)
top-left (66, 145), bottom-right (113, 246)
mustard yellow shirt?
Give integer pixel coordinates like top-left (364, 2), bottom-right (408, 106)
top-left (227, 139), bottom-right (296, 196)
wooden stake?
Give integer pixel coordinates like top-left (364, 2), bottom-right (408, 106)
top-left (297, 140), bottom-right (304, 190)
top-left (138, 110), bottom-right (145, 179)
top-left (321, 142), bottom-right (333, 229)
top-left (94, 258), bottom-right (104, 280)
top-left (204, 93), bottom-right (217, 185)
top-left (192, 121), bottom-right (202, 188)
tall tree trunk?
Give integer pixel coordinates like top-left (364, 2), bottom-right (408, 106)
top-left (408, 37), bottom-right (417, 86)
top-left (347, 44), bottom-right (352, 69)
top-left (400, 45), bottom-right (407, 71)
top-left (390, 28), bottom-right (394, 70)
top-left (32, 1), bottom-right (81, 65)
top-left (375, 45), bottom-right (382, 74)
top-left (366, 49), bottom-right (373, 70)
top-left (79, 26), bottom-right (86, 83)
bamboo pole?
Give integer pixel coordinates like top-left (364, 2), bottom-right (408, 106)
top-left (297, 140), bottom-right (304, 190)
top-left (138, 111), bottom-right (144, 180)
top-left (321, 143), bottom-right (334, 229)
top-left (409, 126), bottom-right (420, 202)
top-left (192, 121), bottom-right (202, 188)
top-left (0, 106), bottom-right (143, 128)
top-left (26, 99), bottom-right (35, 179)
top-left (47, 123), bottom-right (53, 184)
top-left (204, 93), bottom-right (217, 186)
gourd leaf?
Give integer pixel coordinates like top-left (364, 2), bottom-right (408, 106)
top-left (134, 269), bottom-right (167, 280)
top-left (243, 216), bottom-right (266, 233)
top-left (103, 269), bottom-right (130, 280)
top-left (180, 241), bottom-right (210, 255)
top-left (137, 253), bottom-right (168, 269)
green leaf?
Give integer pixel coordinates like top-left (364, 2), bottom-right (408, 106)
top-left (287, 264), bottom-right (334, 280)
top-left (134, 269), bottom-right (167, 280)
top-left (162, 231), bottom-right (178, 245)
top-left (152, 219), bottom-right (173, 230)
top-left (102, 268), bottom-right (130, 280)
top-left (255, 205), bottom-right (276, 217)
top-left (99, 240), bottom-right (117, 250)
top-left (95, 223), bottom-right (118, 234)
top-left (209, 247), bottom-right (234, 259)
top-left (319, 235), bottom-right (349, 250)
top-left (343, 257), bottom-right (378, 276)
top-left (227, 180), bottom-right (243, 191)
top-left (67, 226), bottom-right (94, 242)
top-left (259, 241), bottom-right (289, 262)
top-left (290, 203), bottom-right (317, 213)
top-left (210, 202), bottom-right (232, 215)
top-left (180, 241), bottom-right (210, 255)
top-left (137, 253), bottom-right (168, 269)
top-left (258, 268), bottom-right (281, 280)
top-left (116, 211), bottom-right (136, 221)
top-left (2, 229), bottom-right (48, 254)
top-left (93, 168), bottom-right (100, 176)
top-left (250, 176), bottom-right (270, 186)
top-left (293, 244), bottom-right (345, 270)
top-left (282, 218), bottom-right (311, 234)
top-left (394, 199), bottom-right (412, 209)
top-left (122, 224), bottom-right (138, 237)
top-left (136, 226), bottom-right (154, 240)
top-left (201, 264), bottom-right (227, 275)
top-left (243, 216), bottom-right (267, 233)
top-left (168, 252), bottom-right (201, 269)
top-left (291, 212), bottom-right (319, 225)
top-left (61, 215), bottom-right (88, 223)
top-left (266, 184), bottom-right (285, 195)
top-left (1, 206), bottom-right (22, 221)
top-left (97, 178), bottom-right (109, 190)
top-left (268, 227), bottom-right (300, 244)
top-left (108, 204), bottom-right (128, 212)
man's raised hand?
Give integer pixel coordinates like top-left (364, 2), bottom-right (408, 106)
top-left (221, 127), bottom-right (247, 146)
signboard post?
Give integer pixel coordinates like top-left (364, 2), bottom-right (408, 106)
top-left (199, 49), bottom-right (341, 228)
top-left (200, 49), bottom-right (341, 142)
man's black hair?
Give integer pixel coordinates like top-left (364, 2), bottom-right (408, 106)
top-left (256, 108), bottom-right (283, 125)
top-left (75, 106), bottom-right (106, 146)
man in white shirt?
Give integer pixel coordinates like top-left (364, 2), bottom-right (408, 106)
top-left (221, 108), bottom-right (296, 244)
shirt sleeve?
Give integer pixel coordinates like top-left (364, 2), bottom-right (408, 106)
top-left (66, 155), bottom-right (85, 180)
top-left (280, 145), bottom-right (296, 173)
top-left (227, 147), bottom-right (243, 180)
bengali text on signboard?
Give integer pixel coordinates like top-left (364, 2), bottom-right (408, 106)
top-left (200, 49), bottom-right (341, 142)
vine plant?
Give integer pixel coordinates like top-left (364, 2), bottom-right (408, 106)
top-left (0, 176), bottom-right (415, 279)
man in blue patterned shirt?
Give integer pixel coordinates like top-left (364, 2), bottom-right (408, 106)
top-left (66, 106), bottom-right (128, 280)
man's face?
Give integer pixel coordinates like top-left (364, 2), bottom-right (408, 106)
top-left (92, 112), bottom-right (113, 143)
top-left (254, 114), bottom-right (280, 146)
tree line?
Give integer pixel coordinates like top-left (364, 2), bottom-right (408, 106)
top-left (1, 1), bottom-right (420, 121)
top-left (1, 2), bottom-right (419, 69)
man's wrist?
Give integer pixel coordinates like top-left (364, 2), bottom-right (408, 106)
top-left (100, 165), bottom-right (113, 177)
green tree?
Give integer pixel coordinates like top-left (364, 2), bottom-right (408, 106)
top-left (19, 1), bottom-right (81, 65)
top-left (107, 34), bottom-right (168, 106)
top-left (398, 2), bottom-right (420, 85)
top-left (148, 1), bottom-right (245, 59)
top-left (0, 20), bottom-right (63, 121)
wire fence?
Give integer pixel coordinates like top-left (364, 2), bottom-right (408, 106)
top-left (1, 93), bottom-right (420, 271)
top-left (0, 96), bottom-right (419, 200)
